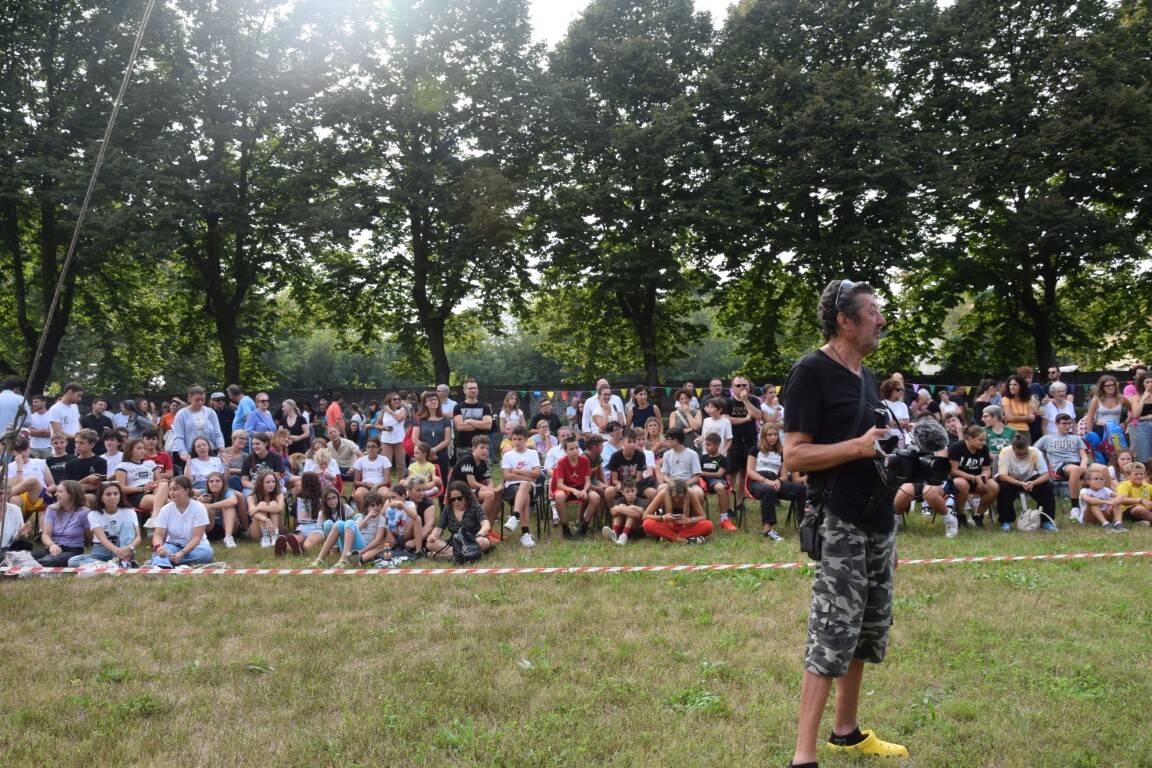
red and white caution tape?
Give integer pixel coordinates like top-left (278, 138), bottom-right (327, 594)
top-left (2, 551), bottom-right (1149, 577)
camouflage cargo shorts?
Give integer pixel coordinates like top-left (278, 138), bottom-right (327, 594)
top-left (803, 512), bottom-right (896, 678)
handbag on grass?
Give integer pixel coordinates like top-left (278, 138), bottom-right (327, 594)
top-left (451, 529), bottom-right (482, 564)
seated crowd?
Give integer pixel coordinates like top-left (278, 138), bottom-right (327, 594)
top-left (2, 363), bottom-right (1150, 569)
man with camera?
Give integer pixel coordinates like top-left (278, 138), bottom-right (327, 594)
top-left (782, 280), bottom-right (908, 768)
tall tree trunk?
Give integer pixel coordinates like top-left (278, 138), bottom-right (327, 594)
top-left (24, 196), bottom-right (77, 393)
top-left (195, 212), bottom-right (242, 384)
top-left (410, 204), bottom-right (451, 384)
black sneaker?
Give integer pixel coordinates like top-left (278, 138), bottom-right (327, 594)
top-left (973, 514), bottom-right (984, 528)
top-left (561, 525), bottom-right (574, 540)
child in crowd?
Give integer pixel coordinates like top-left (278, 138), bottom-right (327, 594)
top-left (70, 482), bottom-right (139, 571)
top-left (312, 490), bottom-right (383, 568)
top-left (603, 478), bottom-right (645, 545)
top-left (45, 435), bottom-right (75, 485)
top-left (697, 397), bottom-right (732, 455)
top-left (1079, 467), bottom-right (1126, 532)
top-left (352, 438), bottom-right (392, 510)
top-left (641, 478), bottom-right (712, 544)
top-left (248, 470), bottom-right (285, 547)
top-left (406, 442), bottom-right (441, 500)
top-left (380, 488), bottom-right (422, 555)
top-left (101, 430), bottom-right (124, 479)
top-left (1113, 461), bottom-right (1152, 526)
top-left (699, 433), bottom-right (733, 530)
top-left (500, 426), bottom-right (541, 548)
top-left (550, 435), bottom-right (595, 540)
top-left (198, 472), bottom-right (242, 548)
top-left (276, 472), bottom-right (327, 556)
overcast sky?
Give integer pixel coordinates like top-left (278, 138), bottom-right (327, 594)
top-left (529, 1), bottom-right (738, 46)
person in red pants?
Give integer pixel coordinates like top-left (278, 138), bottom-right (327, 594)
top-left (641, 479), bottom-right (713, 543)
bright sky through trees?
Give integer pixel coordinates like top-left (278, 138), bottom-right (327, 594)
top-left (529, 0), bottom-right (736, 45)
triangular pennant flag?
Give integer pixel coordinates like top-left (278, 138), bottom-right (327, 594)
top-left (547, 391), bottom-right (554, 399)
top-left (928, 384), bottom-right (936, 394)
top-left (560, 391), bottom-right (568, 400)
top-left (696, 388), bottom-right (703, 397)
top-left (533, 390), bottom-right (541, 398)
top-left (664, 387), bottom-right (673, 396)
top-left (620, 389), bottom-right (629, 399)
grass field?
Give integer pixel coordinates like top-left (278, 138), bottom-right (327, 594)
top-left (4, 513), bottom-right (1151, 768)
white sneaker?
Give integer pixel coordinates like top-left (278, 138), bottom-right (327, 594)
top-left (223, 535), bottom-right (237, 549)
top-left (504, 515), bottom-right (520, 532)
top-left (943, 513), bottom-right (959, 539)
top-left (601, 525), bottom-right (617, 542)
top-left (259, 533), bottom-right (272, 548)
top-left (519, 532), bottom-right (536, 549)
top-left (142, 518), bottom-right (157, 530)
top-left (172, 565), bottom-right (192, 573)
top-left (551, 502), bottom-right (560, 524)
top-left (1070, 506), bottom-right (1082, 523)
top-left (616, 532), bottom-right (628, 546)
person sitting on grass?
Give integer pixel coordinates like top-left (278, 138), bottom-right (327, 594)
top-left (312, 490), bottom-right (380, 568)
top-left (276, 472), bottom-right (327, 556)
top-left (351, 438), bottom-right (392, 510)
top-left (379, 487), bottom-right (423, 557)
top-left (746, 424), bottom-right (807, 541)
top-left (117, 438), bottom-right (169, 529)
top-left (995, 433), bottom-right (1057, 531)
top-left (32, 480), bottom-right (91, 566)
top-left (603, 478), bottom-right (646, 545)
top-left (948, 426), bottom-right (1000, 527)
top-left (500, 425), bottom-right (540, 549)
top-left (248, 470), bottom-right (285, 548)
top-left (452, 435), bottom-right (502, 539)
top-left (551, 435), bottom-right (596, 540)
top-left (583, 434), bottom-right (615, 514)
top-left (699, 432), bottom-right (734, 530)
top-left (198, 472), bottom-right (243, 549)
top-left (1034, 413), bottom-right (1092, 523)
top-left (404, 477), bottom-right (438, 533)
top-left (148, 476), bottom-right (213, 569)
top-left (641, 479), bottom-right (712, 544)
top-left (1079, 466), bottom-right (1128, 533)
top-left (1114, 461), bottom-right (1152, 526)
top-left (426, 482), bottom-right (494, 561)
top-left (1, 500), bottom-right (33, 555)
top-left (69, 482), bottom-right (139, 571)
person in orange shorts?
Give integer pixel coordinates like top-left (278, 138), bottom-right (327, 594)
top-left (641, 478), bottom-right (713, 544)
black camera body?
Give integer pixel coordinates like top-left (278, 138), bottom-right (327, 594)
top-left (872, 408), bottom-right (950, 485)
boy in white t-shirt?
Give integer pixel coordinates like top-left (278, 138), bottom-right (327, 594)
top-left (698, 397), bottom-right (732, 455)
top-left (501, 426), bottom-right (541, 548)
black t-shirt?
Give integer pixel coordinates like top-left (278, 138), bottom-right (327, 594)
top-left (454, 401), bottom-right (493, 450)
top-left (783, 349), bottom-right (892, 533)
top-left (46, 453), bottom-right (76, 483)
top-left (727, 395), bottom-right (763, 444)
top-left (243, 451), bottom-right (284, 483)
top-left (701, 453), bottom-right (729, 478)
top-left (607, 449), bottom-right (646, 483)
top-left (948, 441), bottom-right (991, 476)
top-left (66, 454), bottom-right (107, 482)
top-left (80, 413), bottom-right (114, 453)
top-left (529, 411), bottom-right (562, 435)
top-left (217, 405), bottom-right (236, 446)
top-left (628, 403), bottom-right (656, 430)
top-left (452, 454), bottom-right (491, 487)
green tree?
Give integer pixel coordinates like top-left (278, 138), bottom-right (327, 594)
top-left (0, 0), bottom-right (155, 390)
top-left (309, 0), bottom-right (543, 385)
top-left (530, 0), bottom-right (714, 385)
top-left (698, 0), bottom-right (934, 375)
top-left (131, 0), bottom-right (355, 385)
top-left (903, 0), bottom-right (1144, 369)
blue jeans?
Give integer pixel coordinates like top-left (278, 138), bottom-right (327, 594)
top-left (149, 540), bottom-right (214, 568)
top-left (1133, 421), bottom-right (1152, 464)
top-left (67, 524), bottom-right (138, 567)
top-left (331, 520), bottom-right (365, 555)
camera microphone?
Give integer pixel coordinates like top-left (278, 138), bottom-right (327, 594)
top-left (911, 416), bottom-right (949, 454)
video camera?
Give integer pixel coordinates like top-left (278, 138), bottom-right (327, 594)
top-left (873, 408), bottom-right (950, 485)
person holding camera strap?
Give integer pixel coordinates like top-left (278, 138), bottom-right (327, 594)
top-left (782, 280), bottom-right (908, 768)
